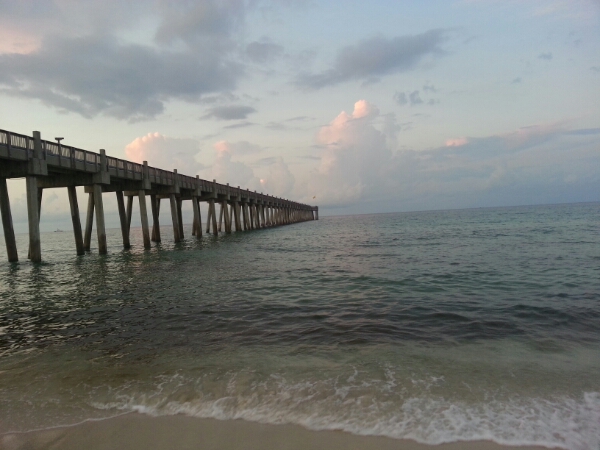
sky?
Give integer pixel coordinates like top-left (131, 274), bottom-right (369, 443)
top-left (0, 0), bottom-right (599, 231)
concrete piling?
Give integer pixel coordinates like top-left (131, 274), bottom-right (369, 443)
top-left (92, 184), bottom-right (107, 254)
top-left (83, 192), bottom-right (94, 251)
top-left (169, 194), bottom-right (181, 243)
top-left (26, 176), bottom-right (42, 262)
top-left (68, 186), bottom-right (85, 255)
top-left (0, 178), bottom-right (18, 262)
top-left (150, 194), bottom-right (161, 243)
top-left (116, 191), bottom-right (131, 249)
top-left (138, 190), bottom-right (151, 249)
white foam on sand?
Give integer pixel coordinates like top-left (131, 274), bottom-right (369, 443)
top-left (87, 373), bottom-right (600, 450)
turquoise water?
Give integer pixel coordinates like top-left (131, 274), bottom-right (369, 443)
top-left (1, 203), bottom-right (599, 449)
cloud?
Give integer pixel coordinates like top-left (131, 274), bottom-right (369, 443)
top-left (0, 34), bottom-right (242, 121)
top-left (207, 141), bottom-right (261, 189)
top-left (125, 132), bottom-right (204, 175)
top-left (285, 116), bottom-right (313, 122)
top-left (246, 41), bottom-right (284, 63)
top-left (393, 92), bottom-right (408, 105)
top-left (296, 29), bottom-right (448, 89)
top-left (202, 105), bottom-right (257, 120)
top-left (304, 100), bottom-right (600, 211)
top-left (260, 158), bottom-right (295, 197)
top-left (223, 121), bottom-right (255, 129)
top-left (446, 138), bottom-right (469, 147)
top-left (0, 1), bottom-right (261, 121)
top-left (213, 140), bottom-right (262, 156)
top-left (155, 0), bottom-right (246, 51)
top-left (409, 90), bottom-right (423, 105)
top-left (306, 100), bottom-right (393, 206)
top-left (511, 77), bottom-right (522, 83)
top-left (394, 90), bottom-right (434, 106)
top-left (204, 141), bottom-right (295, 197)
top-left (538, 52), bottom-right (553, 60)
top-left (423, 82), bottom-right (437, 92)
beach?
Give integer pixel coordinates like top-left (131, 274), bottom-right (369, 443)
top-left (1, 413), bottom-right (553, 450)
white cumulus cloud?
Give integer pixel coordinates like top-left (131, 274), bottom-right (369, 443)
top-left (125, 132), bottom-right (204, 175)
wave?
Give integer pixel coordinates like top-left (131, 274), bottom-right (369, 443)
top-left (88, 374), bottom-right (600, 450)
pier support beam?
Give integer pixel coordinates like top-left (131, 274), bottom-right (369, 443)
top-left (223, 201), bottom-right (231, 234)
top-left (150, 194), bottom-right (161, 243)
top-left (243, 203), bottom-right (250, 230)
top-left (206, 201), bottom-right (212, 234)
top-left (192, 196), bottom-right (202, 238)
top-left (0, 178), bottom-right (18, 262)
top-left (26, 177), bottom-right (42, 263)
top-left (67, 186), bottom-right (84, 256)
top-left (176, 197), bottom-right (184, 239)
top-left (248, 204), bottom-right (255, 230)
top-left (126, 195), bottom-right (133, 236)
top-left (83, 193), bottom-right (94, 251)
top-left (139, 190), bottom-right (151, 249)
top-left (233, 202), bottom-right (241, 232)
top-left (169, 194), bottom-right (181, 243)
top-left (218, 203), bottom-right (224, 232)
top-left (93, 184), bottom-right (107, 254)
top-left (261, 205), bottom-right (266, 228)
top-left (209, 200), bottom-right (218, 236)
top-left (116, 191), bottom-right (131, 249)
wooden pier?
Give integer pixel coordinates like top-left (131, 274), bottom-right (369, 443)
top-left (0, 129), bottom-right (318, 262)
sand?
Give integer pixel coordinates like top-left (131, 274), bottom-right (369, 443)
top-left (1, 413), bottom-right (556, 450)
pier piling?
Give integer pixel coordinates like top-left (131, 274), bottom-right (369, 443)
top-left (138, 190), bottom-right (151, 249)
top-left (150, 194), bottom-right (161, 243)
top-left (116, 191), bottom-right (131, 249)
top-left (83, 193), bottom-right (94, 251)
top-left (26, 176), bottom-right (41, 263)
top-left (0, 178), bottom-right (18, 262)
top-left (169, 194), bottom-right (181, 243)
top-left (67, 186), bottom-right (84, 255)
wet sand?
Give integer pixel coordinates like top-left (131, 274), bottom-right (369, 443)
top-left (1, 413), bottom-right (557, 450)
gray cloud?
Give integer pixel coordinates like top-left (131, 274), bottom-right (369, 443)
top-left (266, 122), bottom-right (286, 130)
top-left (0, 34), bottom-right (242, 121)
top-left (511, 77), bottom-right (522, 84)
top-left (296, 29), bottom-right (448, 89)
top-left (253, 157), bottom-right (278, 167)
top-left (202, 105), bottom-right (257, 120)
top-left (246, 41), bottom-right (284, 63)
top-left (423, 82), bottom-right (437, 92)
top-left (223, 121), bottom-right (255, 129)
top-left (285, 116), bottom-right (313, 122)
top-left (155, 0), bottom-right (245, 51)
top-left (591, 66), bottom-right (600, 73)
top-left (393, 91), bottom-right (408, 105)
top-left (409, 90), bottom-right (423, 105)
top-left (538, 52), bottom-right (553, 60)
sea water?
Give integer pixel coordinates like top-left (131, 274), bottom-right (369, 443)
top-left (1, 203), bottom-right (599, 449)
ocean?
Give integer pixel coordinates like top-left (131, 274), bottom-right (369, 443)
top-left (1, 203), bottom-right (599, 449)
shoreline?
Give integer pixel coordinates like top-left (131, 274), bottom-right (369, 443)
top-left (1, 413), bottom-right (559, 450)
